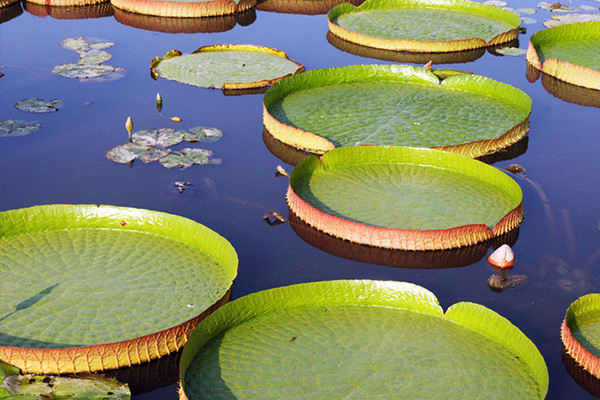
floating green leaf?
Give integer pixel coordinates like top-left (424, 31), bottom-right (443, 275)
top-left (78, 49), bottom-right (112, 65)
top-left (105, 143), bottom-right (170, 164)
top-left (2, 374), bottom-right (129, 399)
top-left (151, 44), bottom-right (304, 90)
top-left (185, 127), bottom-right (223, 143)
top-left (15, 98), bottom-right (63, 113)
top-left (0, 120), bottom-right (41, 137)
top-left (327, 0), bottom-right (521, 52)
top-left (159, 148), bottom-right (218, 169)
top-left (0, 204), bottom-right (238, 374)
top-left (51, 63), bottom-right (116, 79)
top-left (60, 37), bottom-right (114, 52)
top-left (495, 46), bottom-right (527, 56)
top-left (543, 13), bottom-right (600, 26)
top-left (131, 128), bottom-right (186, 147)
top-left (515, 7), bottom-right (536, 14)
top-left (180, 280), bottom-right (548, 400)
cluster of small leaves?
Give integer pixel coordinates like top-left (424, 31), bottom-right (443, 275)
top-left (51, 37), bottom-right (124, 80)
top-left (536, 1), bottom-right (600, 26)
top-left (15, 98), bottom-right (63, 113)
top-left (106, 127), bottom-right (223, 170)
top-left (0, 120), bottom-right (41, 137)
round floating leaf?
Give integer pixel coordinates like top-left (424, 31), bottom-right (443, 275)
top-left (61, 37), bottom-right (114, 52)
top-left (4, 374), bottom-right (129, 399)
top-left (0, 204), bottom-right (238, 373)
top-left (52, 63), bottom-right (116, 79)
top-left (263, 64), bottom-right (531, 158)
top-left (151, 44), bottom-right (304, 91)
top-left (0, 120), bottom-right (41, 137)
top-left (106, 143), bottom-right (170, 164)
top-left (287, 146), bottom-right (523, 250)
top-left (159, 148), bottom-right (216, 169)
top-left (15, 98), bottom-right (63, 113)
top-left (527, 21), bottom-right (600, 90)
top-left (543, 13), bottom-right (600, 27)
top-left (131, 128), bottom-right (186, 147)
top-left (327, 0), bottom-right (521, 52)
top-left (562, 294), bottom-right (600, 380)
top-left (185, 127), bottom-right (223, 143)
top-left (110, 0), bottom-right (256, 18)
top-left (516, 7), bottom-right (536, 14)
top-left (180, 280), bottom-right (548, 400)
top-left (78, 49), bottom-right (112, 64)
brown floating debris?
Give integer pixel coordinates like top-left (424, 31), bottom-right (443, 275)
top-left (263, 210), bottom-right (287, 226)
top-left (275, 165), bottom-right (288, 177)
top-left (174, 181), bottom-right (192, 193)
top-left (506, 163), bottom-right (525, 173)
top-left (488, 272), bottom-right (527, 291)
top-left (487, 244), bottom-right (515, 269)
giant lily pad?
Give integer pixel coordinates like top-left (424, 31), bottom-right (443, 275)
top-left (561, 294), bottom-right (600, 380)
top-left (327, 0), bottom-right (521, 52)
top-left (179, 280), bottom-right (548, 400)
top-left (263, 65), bottom-right (531, 158)
top-left (110, 0), bottom-right (256, 18)
top-left (527, 21), bottom-right (600, 90)
top-left (0, 204), bottom-right (237, 374)
top-left (287, 146), bottom-right (523, 250)
top-left (0, 120), bottom-right (41, 137)
top-left (15, 98), bottom-right (63, 113)
top-left (150, 45), bottom-right (304, 92)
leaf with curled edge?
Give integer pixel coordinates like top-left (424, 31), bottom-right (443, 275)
top-left (15, 98), bottom-right (63, 113)
top-left (0, 120), bottom-right (41, 137)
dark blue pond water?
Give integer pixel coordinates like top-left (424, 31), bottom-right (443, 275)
top-left (1, 0), bottom-right (599, 398)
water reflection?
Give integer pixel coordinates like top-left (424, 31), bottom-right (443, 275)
top-left (257, 0), bottom-right (362, 14)
top-left (113, 7), bottom-right (256, 33)
top-left (0, 2), bottom-right (22, 24)
top-left (562, 344), bottom-right (600, 398)
top-left (23, 1), bottom-right (114, 19)
top-left (289, 211), bottom-right (519, 269)
top-left (527, 64), bottom-right (600, 108)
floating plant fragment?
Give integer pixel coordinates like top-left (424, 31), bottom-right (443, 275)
top-left (184, 127), bottom-right (223, 143)
top-left (105, 143), bottom-right (170, 164)
top-left (0, 120), bottom-right (41, 137)
top-left (287, 146), bottom-right (523, 250)
top-left (150, 44), bottom-right (304, 91)
top-left (52, 63), bottom-right (115, 79)
top-left (159, 148), bottom-right (218, 169)
top-left (263, 65), bottom-right (531, 158)
top-left (179, 280), bottom-right (548, 400)
top-left (543, 13), bottom-right (600, 26)
top-left (495, 47), bottom-right (527, 56)
top-left (174, 181), bottom-right (192, 193)
top-left (131, 128), bottom-right (185, 147)
top-left (3, 373), bottom-right (130, 399)
top-left (488, 272), bottom-right (527, 291)
top-left (327, 0), bottom-right (521, 52)
top-left (15, 98), bottom-right (63, 113)
top-left (0, 204), bottom-right (238, 374)
top-left (263, 210), bottom-right (287, 225)
top-left (527, 21), bottom-right (600, 89)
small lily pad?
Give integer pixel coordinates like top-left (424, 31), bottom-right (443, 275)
top-left (131, 128), bottom-right (186, 147)
top-left (0, 120), bottom-right (41, 137)
top-left (483, 0), bottom-right (507, 6)
top-left (3, 374), bottom-right (130, 399)
top-left (106, 143), bottom-right (170, 164)
top-left (515, 7), bottom-right (536, 14)
top-left (543, 13), bottom-right (600, 26)
top-left (15, 98), bottom-right (63, 113)
top-left (185, 127), bottom-right (223, 143)
top-left (159, 148), bottom-right (216, 169)
top-left (52, 63), bottom-right (116, 79)
top-left (78, 49), bottom-right (112, 65)
top-left (521, 16), bottom-right (537, 24)
top-left (495, 47), bottom-right (527, 56)
top-left (61, 37), bottom-right (114, 52)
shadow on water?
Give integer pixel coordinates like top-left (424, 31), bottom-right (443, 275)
top-left (0, 2), bottom-right (22, 24)
top-left (257, 0), bottom-right (363, 15)
top-left (0, 283), bottom-right (58, 325)
top-left (562, 344), bottom-right (600, 398)
top-left (23, 1), bottom-right (114, 19)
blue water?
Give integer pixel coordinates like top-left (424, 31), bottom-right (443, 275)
top-left (1, 1), bottom-right (600, 398)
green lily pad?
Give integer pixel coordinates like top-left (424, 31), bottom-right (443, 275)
top-left (78, 49), bottom-right (112, 65)
top-left (0, 120), bottom-right (41, 137)
top-left (15, 98), bottom-right (63, 113)
top-left (527, 21), bottom-right (600, 90)
top-left (2, 374), bottom-right (129, 399)
top-left (263, 65), bottom-right (531, 158)
top-left (60, 37), bottom-right (114, 52)
top-left (105, 143), bottom-right (170, 164)
top-left (287, 146), bottom-right (523, 250)
top-left (543, 13), bottom-right (600, 26)
top-left (51, 63), bottom-right (116, 79)
top-left (180, 280), bottom-right (548, 400)
top-left (495, 46), bottom-right (527, 56)
top-left (327, 0), bottom-right (521, 52)
top-left (185, 127), bottom-right (223, 143)
top-left (562, 294), bottom-right (600, 379)
top-left (150, 44), bottom-right (304, 90)
top-left (516, 7), bottom-right (536, 14)
top-left (159, 148), bottom-right (217, 169)
top-left (131, 128), bottom-right (186, 147)
top-left (0, 204), bottom-right (238, 374)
